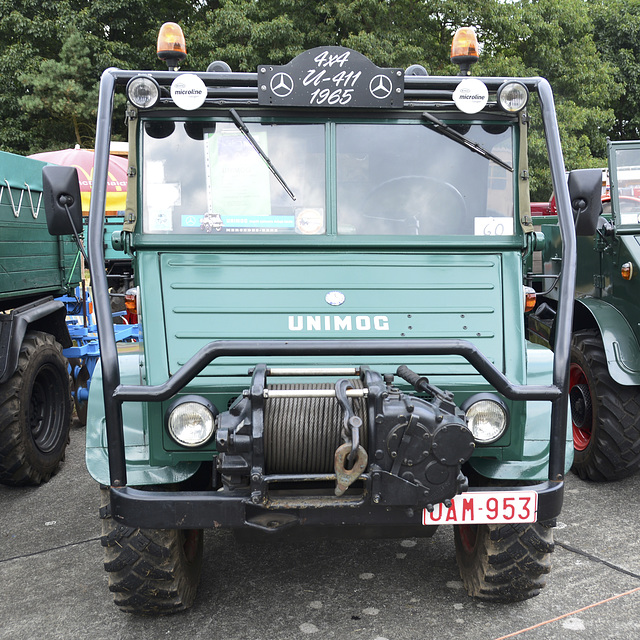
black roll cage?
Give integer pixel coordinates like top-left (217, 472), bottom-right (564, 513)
top-left (88, 68), bottom-right (576, 507)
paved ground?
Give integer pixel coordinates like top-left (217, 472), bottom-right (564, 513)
top-left (1, 420), bottom-right (639, 640)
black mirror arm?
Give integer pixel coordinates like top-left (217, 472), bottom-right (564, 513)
top-left (63, 202), bottom-right (90, 270)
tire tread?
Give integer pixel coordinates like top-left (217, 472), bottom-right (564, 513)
top-left (0, 331), bottom-right (71, 485)
top-left (571, 329), bottom-right (640, 481)
top-left (99, 489), bottom-right (202, 614)
top-left (455, 520), bottom-right (554, 602)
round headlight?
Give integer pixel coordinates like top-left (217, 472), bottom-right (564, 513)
top-left (167, 396), bottom-right (217, 447)
top-left (463, 396), bottom-right (509, 444)
top-left (497, 81), bottom-right (529, 113)
top-left (126, 76), bottom-right (160, 109)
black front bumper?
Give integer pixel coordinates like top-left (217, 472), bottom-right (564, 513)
top-left (109, 480), bottom-right (563, 531)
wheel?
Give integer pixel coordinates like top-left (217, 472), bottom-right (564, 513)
top-left (99, 488), bottom-right (203, 614)
top-left (0, 331), bottom-right (71, 485)
top-left (363, 176), bottom-right (469, 235)
top-left (570, 329), bottom-right (640, 481)
top-left (454, 520), bottom-right (554, 602)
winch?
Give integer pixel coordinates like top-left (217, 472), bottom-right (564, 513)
top-left (215, 364), bottom-right (475, 509)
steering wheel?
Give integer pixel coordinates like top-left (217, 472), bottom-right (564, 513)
top-left (362, 176), bottom-right (468, 235)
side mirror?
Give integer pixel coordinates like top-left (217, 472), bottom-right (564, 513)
top-left (567, 168), bottom-right (603, 236)
top-left (42, 165), bottom-right (83, 236)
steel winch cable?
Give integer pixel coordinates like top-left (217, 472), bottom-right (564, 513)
top-left (263, 380), bottom-right (368, 474)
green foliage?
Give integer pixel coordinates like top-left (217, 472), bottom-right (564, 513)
top-left (590, 0), bottom-right (640, 140)
top-left (0, 0), bottom-right (632, 199)
top-left (458, 0), bottom-right (620, 198)
top-left (20, 32), bottom-right (98, 148)
top-left (0, 0), bottom-right (199, 153)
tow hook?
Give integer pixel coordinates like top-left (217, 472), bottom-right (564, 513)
top-left (334, 443), bottom-right (368, 496)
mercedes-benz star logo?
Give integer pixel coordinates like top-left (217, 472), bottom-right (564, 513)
top-left (325, 291), bottom-right (345, 306)
top-left (270, 72), bottom-right (294, 98)
top-left (369, 74), bottom-right (393, 100)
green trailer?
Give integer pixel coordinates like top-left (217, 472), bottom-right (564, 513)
top-left (44, 24), bottom-right (600, 613)
top-left (530, 140), bottom-right (640, 481)
top-left (0, 150), bottom-right (81, 485)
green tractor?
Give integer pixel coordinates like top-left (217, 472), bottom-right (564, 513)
top-left (44, 23), bottom-right (600, 612)
top-left (530, 140), bottom-right (640, 481)
top-left (0, 151), bottom-right (81, 485)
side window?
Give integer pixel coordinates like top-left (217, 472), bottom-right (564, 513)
top-left (142, 121), bottom-right (207, 233)
top-left (612, 148), bottom-right (640, 226)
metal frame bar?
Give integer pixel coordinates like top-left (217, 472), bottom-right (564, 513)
top-left (88, 69), bottom-right (575, 496)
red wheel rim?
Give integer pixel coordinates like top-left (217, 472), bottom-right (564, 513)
top-left (457, 524), bottom-right (478, 553)
top-left (569, 362), bottom-right (592, 451)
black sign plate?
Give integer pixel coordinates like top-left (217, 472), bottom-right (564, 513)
top-left (258, 46), bottom-right (404, 108)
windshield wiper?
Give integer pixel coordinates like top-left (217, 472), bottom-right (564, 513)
top-left (421, 111), bottom-right (513, 173)
top-left (229, 108), bottom-right (296, 201)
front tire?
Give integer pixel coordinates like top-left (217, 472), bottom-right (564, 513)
top-left (99, 488), bottom-right (203, 614)
top-left (454, 520), bottom-right (554, 602)
top-left (0, 331), bottom-right (71, 485)
top-left (570, 329), bottom-right (640, 481)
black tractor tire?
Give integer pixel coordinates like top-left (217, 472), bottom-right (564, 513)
top-left (99, 488), bottom-right (203, 614)
top-left (0, 331), bottom-right (71, 485)
top-left (454, 520), bottom-right (554, 602)
top-left (570, 329), bottom-right (640, 481)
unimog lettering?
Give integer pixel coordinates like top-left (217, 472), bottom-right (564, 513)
top-left (43, 23), bottom-right (585, 615)
top-left (288, 315), bottom-right (390, 331)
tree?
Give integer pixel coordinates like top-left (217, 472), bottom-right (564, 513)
top-left (469, 0), bottom-right (621, 198)
top-left (0, 0), bottom-right (202, 154)
top-left (20, 32), bottom-right (98, 148)
top-left (590, 0), bottom-right (640, 140)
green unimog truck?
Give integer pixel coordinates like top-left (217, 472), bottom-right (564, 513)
top-left (530, 140), bottom-right (640, 481)
top-left (43, 24), bottom-right (601, 613)
top-left (0, 151), bottom-right (81, 485)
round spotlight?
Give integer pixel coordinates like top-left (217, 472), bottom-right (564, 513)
top-left (462, 395), bottom-right (509, 444)
top-left (497, 81), bottom-right (529, 113)
top-left (166, 395), bottom-right (217, 447)
top-left (126, 75), bottom-right (160, 109)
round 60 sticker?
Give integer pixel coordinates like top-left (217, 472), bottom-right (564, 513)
top-left (453, 78), bottom-right (488, 114)
top-left (171, 74), bottom-right (207, 110)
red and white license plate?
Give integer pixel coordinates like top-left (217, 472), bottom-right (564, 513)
top-left (422, 490), bottom-right (538, 525)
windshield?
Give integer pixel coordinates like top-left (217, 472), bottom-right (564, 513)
top-left (142, 120), bottom-right (325, 234)
top-left (336, 122), bottom-right (513, 235)
top-left (141, 117), bottom-right (515, 236)
top-left (611, 147), bottom-right (640, 226)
